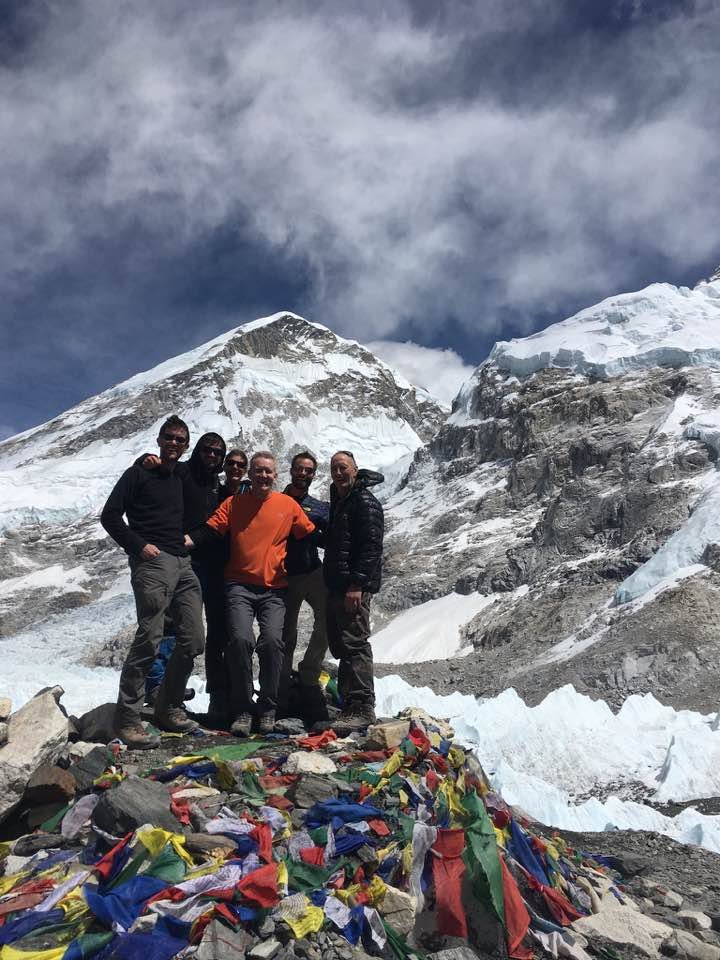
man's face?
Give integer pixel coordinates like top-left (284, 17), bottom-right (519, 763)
top-left (224, 454), bottom-right (247, 480)
top-left (157, 427), bottom-right (189, 463)
top-left (331, 454), bottom-right (357, 496)
top-left (290, 457), bottom-right (316, 492)
top-left (199, 439), bottom-right (225, 471)
top-left (249, 456), bottom-right (277, 495)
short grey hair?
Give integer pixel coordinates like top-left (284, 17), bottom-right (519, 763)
top-left (249, 450), bottom-right (276, 469)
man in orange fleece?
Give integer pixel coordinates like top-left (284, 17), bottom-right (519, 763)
top-left (187, 450), bottom-right (315, 736)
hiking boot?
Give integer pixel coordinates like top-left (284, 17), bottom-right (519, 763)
top-left (258, 711), bottom-right (276, 735)
top-left (230, 713), bottom-right (253, 737)
top-left (154, 706), bottom-right (198, 734)
top-left (334, 705), bottom-right (376, 732)
top-left (115, 722), bottom-right (161, 750)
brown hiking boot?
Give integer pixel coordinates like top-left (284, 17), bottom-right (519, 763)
top-left (258, 711), bottom-right (276, 735)
top-left (334, 705), bottom-right (376, 732)
top-left (115, 722), bottom-right (161, 750)
top-left (154, 706), bottom-right (198, 734)
top-left (230, 712), bottom-right (253, 737)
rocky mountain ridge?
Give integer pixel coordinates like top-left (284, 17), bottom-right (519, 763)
top-left (5, 279), bottom-right (720, 715)
top-left (0, 314), bottom-right (444, 665)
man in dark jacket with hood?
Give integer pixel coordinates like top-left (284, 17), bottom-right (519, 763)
top-left (139, 431), bottom-right (232, 723)
top-left (323, 450), bottom-right (384, 730)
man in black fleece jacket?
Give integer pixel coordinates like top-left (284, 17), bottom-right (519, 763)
top-left (101, 415), bottom-right (204, 749)
top-left (323, 451), bottom-right (384, 731)
top-left (137, 431), bottom-right (231, 722)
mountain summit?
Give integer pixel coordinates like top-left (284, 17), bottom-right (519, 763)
top-left (0, 313), bottom-right (444, 664)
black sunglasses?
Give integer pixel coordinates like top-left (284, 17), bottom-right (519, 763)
top-left (225, 459), bottom-right (247, 469)
top-left (161, 433), bottom-right (188, 445)
top-left (201, 445), bottom-right (224, 457)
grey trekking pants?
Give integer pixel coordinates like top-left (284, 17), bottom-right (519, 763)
top-left (225, 582), bottom-right (287, 718)
top-left (326, 591), bottom-right (374, 708)
top-left (280, 566), bottom-right (329, 689)
top-left (116, 553), bottom-right (204, 727)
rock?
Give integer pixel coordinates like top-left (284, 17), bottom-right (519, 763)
top-left (0, 723), bottom-right (7, 747)
top-left (606, 852), bottom-right (653, 878)
top-left (378, 884), bottom-right (416, 937)
top-left (70, 745), bottom-right (110, 793)
top-left (679, 914), bottom-right (715, 933)
top-left (283, 752), bottom-right (337, 775)
top-left (196, 919), bottom-right (253, 960)
top-left (185, 832), bottom-right (237, 857)
top-left (0, 689), bottom-right (70, 824)
top-left (663, 930), bottom-right (720, 960)
top-left (0, 697), bottom-right (11, 721)
top-left (74, 703), bottom-right (116, 744)
top-left (665, 890), bottom-right (686, 910)
top-left (249, 940), bottom-right (281, 959)
top-left (12, 832), bottom-right (72, 856)
top-left (366, 719), bottom-right (410, 750)
top-left (92, 775), bottom-right (179, 834)
top-left (574, 906), bottom-right (674, 957)
top-left (428, 949), bottom-right (484, 960)
top-left (287, 773), bottom-right (338, 808)
top-left (274, 718), bottom-right (307, 736)
top-left (24, 764), bottom-right (76, 804)
top-left (258, 917), bottom-right (276, 938)
top-left (397, 707), bottom-right (454, 740)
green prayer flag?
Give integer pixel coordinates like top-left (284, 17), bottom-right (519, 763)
top-left (144, 842), bottom-right (187, 884)
top-left (461, 790), bottom-right (505, 925)
top-left (284, 858), bottom-right (333, 892)
top-left (203, 742), bottom-right (269, 762)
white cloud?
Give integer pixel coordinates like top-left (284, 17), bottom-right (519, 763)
top-left (1, 1), bottom-right (718, 343)
top-left (365, 340), bottom-right (475, 406)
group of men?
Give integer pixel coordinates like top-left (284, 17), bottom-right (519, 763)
top-left (100, 415), bottom-right (385, 749)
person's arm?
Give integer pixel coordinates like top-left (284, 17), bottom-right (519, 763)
top-left (100, 467), bottom-right (150, 557)
top-left (290, 502), bottom-right (316, 540)
top-left (133, 453), bottom-right (160, 469)
top-left (186, 494), bottom-right (232, 549)
top-left (346, 493), bottom-right (384, 605)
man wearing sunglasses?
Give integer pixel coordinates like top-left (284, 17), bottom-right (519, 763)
top-left (136, 432), bottom-right (236, 727)
top-left (101, 415), bottom-right (205, 749)
top-left (220, 450), bottom-right (251, 498)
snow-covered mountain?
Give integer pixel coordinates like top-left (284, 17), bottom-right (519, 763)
top-left (6, 277), bottom-right (720, 718)
top-left (379, 274), bottom-right (720, 715)
top-left (0, 313), bottom-right (444, 652)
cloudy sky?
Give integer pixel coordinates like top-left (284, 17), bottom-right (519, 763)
top-left (2, 0), bottom-right (719, 435)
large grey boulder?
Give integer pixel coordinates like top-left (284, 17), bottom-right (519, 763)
top-left (0, 689), bottom-right (70, 824)
top-left (92, 775), bottom-right (180, 834)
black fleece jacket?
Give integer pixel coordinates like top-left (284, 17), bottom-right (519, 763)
top-left (101, 464), bottom-right (186, 558)
top-left (323, 469), bottom-right (384, 594)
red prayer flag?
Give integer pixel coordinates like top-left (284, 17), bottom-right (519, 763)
top-left (93, 832), bottom-right (134, 881)
top-left (431, 828), bottom-right (467, 939)
top-left (299, 846), bottom-right (327, 866)
top-left (368, 819), bottom-right (390, 837)
top-left (500, 858), bottom-right (533, 959)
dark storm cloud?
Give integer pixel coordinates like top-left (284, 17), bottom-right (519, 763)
top-left (0, 0), bottom-right (719, 434)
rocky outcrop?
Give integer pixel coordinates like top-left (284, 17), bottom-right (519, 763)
top-left (379, 362), bottom-right (720, 711)
top-left (0, 688), bottom-right (70, 823)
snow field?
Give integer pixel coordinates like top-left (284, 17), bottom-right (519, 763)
top-left (375, 677), bottom-right (720, 853)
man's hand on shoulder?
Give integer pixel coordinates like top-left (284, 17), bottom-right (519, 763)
top-left (140, 543), bottom-right (161, 560)
top-left (141, 455), bottom-right (162, 470)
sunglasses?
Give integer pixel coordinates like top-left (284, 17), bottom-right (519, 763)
top-left (225, 460), bottom-right (247, 470)
top-left (161, 433), bottom-right (188, 445)
top-left (201, 445), bottom-right (224, 457)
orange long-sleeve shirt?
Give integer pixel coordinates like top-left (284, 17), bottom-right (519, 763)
top-left (206, 491), bottom-right (315, 588)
